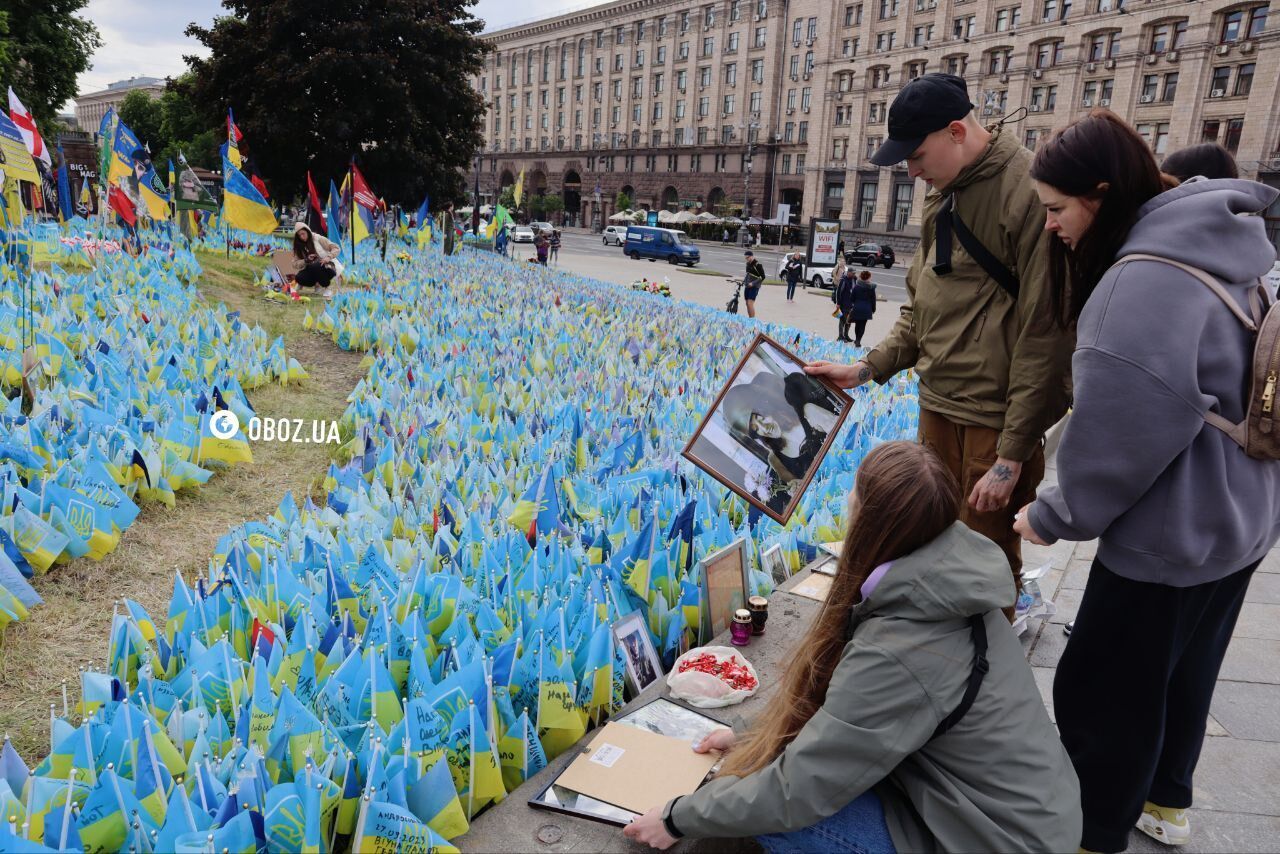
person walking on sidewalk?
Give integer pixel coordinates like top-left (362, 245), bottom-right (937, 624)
top-left (1012, 111), bottom-right (1280, 854)
top-left (782, 252), bottom-right (804, 302)
top-left (834, 267), bottom-right (856, 342)
top-left (849, 270), bottom-right (878, 347)
top-left (624, 441), bottom-right (1082, 854)
top-left (806, 73), bottom-right (1073, 619)
top-left (549, 229), bottom-right (561, 265)
top-left (743, 250), bottom-right (766, 319)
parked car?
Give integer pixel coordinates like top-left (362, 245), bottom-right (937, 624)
top-left (511, 225), bottom-right (535, 243)
top-left (776, 254), bottom-right (836, 289)
top-left (602, 225), bottom-right (628, 246)
top-left (624, 226), bottom-right (701, 266)
top-left (845, 242), bottom-right (896, 268)
top-left (531, 221), bottom-right (553, 234)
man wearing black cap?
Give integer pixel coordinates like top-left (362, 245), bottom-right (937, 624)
top-left (807, 73), bottom-right (1072, 619)
top-left (742, 250), bottom-right (766, 318)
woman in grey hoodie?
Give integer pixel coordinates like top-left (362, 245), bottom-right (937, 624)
top-left (1015, 111), bottom-right (1280, 854)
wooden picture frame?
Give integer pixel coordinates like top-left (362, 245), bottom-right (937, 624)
top-left (682, 332), bottom-right (852, 524)
top-left (612, 611), bottom-right (663, 698)
top-left (696, 537), bottom-right (752, 644)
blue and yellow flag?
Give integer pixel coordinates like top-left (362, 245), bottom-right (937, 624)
top-left (221, 156), bottom-right (278, 235)
top-left (136, 161), bottom-right (171, 220)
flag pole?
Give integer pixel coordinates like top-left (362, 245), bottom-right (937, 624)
top-left (348, 157), bottom-right (355, 266)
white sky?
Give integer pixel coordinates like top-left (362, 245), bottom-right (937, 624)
top-left (72, 0), bottom-right (611, 104)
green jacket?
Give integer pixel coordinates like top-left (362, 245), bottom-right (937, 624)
top-left (863, 126), bottom-right (1073, 461)
top-left (670, 522), bottom-right (1081, 853)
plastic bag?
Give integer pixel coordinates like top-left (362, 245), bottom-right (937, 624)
top-left (666, 646), bottom-right (760, 709)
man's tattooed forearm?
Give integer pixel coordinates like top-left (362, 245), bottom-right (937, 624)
top-left (857, 365), bottom-right (872, 383)
top-left (989, 463), bottom-right (1014, 483)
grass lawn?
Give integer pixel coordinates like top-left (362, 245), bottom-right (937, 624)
top-left (0, 253), bottom-right (365, 761)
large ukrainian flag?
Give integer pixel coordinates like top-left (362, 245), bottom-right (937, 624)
top-left (222, 155), bottom-right (278, 234)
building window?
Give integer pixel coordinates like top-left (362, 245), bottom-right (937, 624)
top-left (1221, 6), bottom-right (1267, 43)
top-left (995, 6), bottom-right (1022, 31)
top-left (801, 87), bottom-right (812, 109)
top-left (879, 0), bottom-right (898, 19)
top-left (728, 32), bottom-right (740, 52)
top-left (876, 31), bottom-right (896, 50)
top-left (871, 66), bottom-right (891, 87)
top-left (798, 121), bottom-right (808, 143)
top-left (891, 182), bottom-right (913, 230)
top-left (755, 27), bottom-right (768, 48)
top-left (750, 91), bottom-right (762, 112)
top-left (988, 48), bottom-right (1011, 75)
top-left (1140, 74), bottom-right (1158, 101)
top-left (795, 154), bottom-right (805, 173)
top-left (906, 61), bottom-right (926, 79)
top-left (1148, 19), bottom-right (1187, 53)
top-left (679, 41), bottom-right (689, 59)
top-left (1224, 117), bottom-right (1244, 152)
top-left (790, 55), bottom-right (800, 77)
top-left (1210, 65), bottom-right (1231, 95)
top-left (844, 4), bottom-right (858, 26)
top-left (1201, 119), bottom-right (1221, 143)
top-left (1136, 121), bottom-right (1170, 154)
top-left (1161, 72), bottom-right (1178, 101)
top-left (1235, 62), bottom-right (1255, 96)
top-left (1088, 32), bottom-right (1120, 62)
top-left (1025, 128), bottom-right (1041, 149)
top-left (698, 96), bottom-right (709, 117)
top-left (657, 45), bottom-right (667, 64)
top-left (752, 59), bottom-right (764, 82)
top-left (793, 18), bottom-right (803, 43)
top-left (723, 94), bottom-right (735, 114)
top-left (702, 37), bottom-right (714, 56)
top-left (832, 138), bottom-right (848, 160)
top-left (953, 15), bottom-right (976, 39)
top-left (700, 66), bottom-right (712, 86)
top-left (781, 153), bottom-right (792, 174)
top-left (858, 181), bottom-right (877, 227)
top-left (864, 137), bottom-right (882, 160)
top-left (944, 54), bottom-right (967, 75)
top-left (731, 0), bottom-right (741, 22)
top-left (1036, 40), bottom-right (1064, 68)
top-left (725, 63), bottom-right (737, 85)
top-left (804, 51), bottom-right (814, 73)
top-left (808, 16), bottom-right (819, 38)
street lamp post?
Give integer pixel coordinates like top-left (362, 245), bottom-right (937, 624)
top-left (472, 153), bottom-right (482, 234)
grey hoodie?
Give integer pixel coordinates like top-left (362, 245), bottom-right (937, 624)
top-left (670, 522), bottom-right (1081, 852)
top-left (1029, 179), bottom-right (1280, 585)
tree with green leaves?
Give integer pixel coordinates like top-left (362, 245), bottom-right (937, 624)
top-left (185, 0), bottom-right (489, 204)
top-left (614, 191), bottom-right (633, 212)
top-left (0, 0), bottom-right (100, 127)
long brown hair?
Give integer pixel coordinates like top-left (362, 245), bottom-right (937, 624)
top-left (718, 441), bottom-right (961, 778)
top-left (1029, 110), bottom-right (1174, 328)
top-left (293, 228), bottom-right (317, 259)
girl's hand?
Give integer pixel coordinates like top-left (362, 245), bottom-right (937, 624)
top-left (1013, 503), bottom-right (1049, 546)
top-left (693, 728), bottom-right (736, 754)
top-left (623, 807), bottom-right (677, 849)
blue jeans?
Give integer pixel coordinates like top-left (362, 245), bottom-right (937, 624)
top-left (756, 791), bottom-right (896, 854)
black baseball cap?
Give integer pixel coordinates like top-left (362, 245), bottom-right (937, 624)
top-left (744, 250), bottom-right (754, 257)
top-left (870, 73), bottom-right (975, 166)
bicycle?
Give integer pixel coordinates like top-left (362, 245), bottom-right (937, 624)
top-left (725, 277), bottom-right (743, 314)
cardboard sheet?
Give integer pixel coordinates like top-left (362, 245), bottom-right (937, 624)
top-left (789, 571), bottom-right (834, 602)
top-left (554, 721), bottom-right (719, 814)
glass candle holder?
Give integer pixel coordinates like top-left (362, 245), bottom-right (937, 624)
top-left (747, 595), bottom-right (769, 635)
top-left (730, 609), bottom-right (753, 646)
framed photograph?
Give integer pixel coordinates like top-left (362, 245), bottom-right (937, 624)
top-left (529, 697), bottom-right (728, 827)
top-left (761, 542), bottom-right (791, 584)
top-left (613, 612), bottom-right (663, 698)
top-left (683, 333), bottom-right (852, 524)
top-left (697, 538), bottom-right (751, 644)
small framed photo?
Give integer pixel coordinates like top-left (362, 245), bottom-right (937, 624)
top-left (682, 333), bottom-right (852, 524)
top-left (761, 543), bottom-right (791, 584)
top-left (613, 612), bottom-right (663, 698)
top-left (696, 538), bottom-right (752, 644)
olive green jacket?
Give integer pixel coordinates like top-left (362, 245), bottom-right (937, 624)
top-left (668, 522), bottom-right (1081, 853)
top-left (863, 126), bottom-right (1073, 461)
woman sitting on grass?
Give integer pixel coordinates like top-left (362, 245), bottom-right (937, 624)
top-left (625, 440), bottom-right (1082, 853)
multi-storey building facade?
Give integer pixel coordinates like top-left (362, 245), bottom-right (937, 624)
top-left (474, 0), bottom-right (1280, 246)
top-left (74, 77), bottom-right (165, 132)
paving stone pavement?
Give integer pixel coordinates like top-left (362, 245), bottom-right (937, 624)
top-left (1020, 456), bottom-right (1280, 854)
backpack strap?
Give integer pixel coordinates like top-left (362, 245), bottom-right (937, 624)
top-left (1117, 253), bottom-right (1261, 331)
top-left (1117, 253), bottom-right (1266, 451)
top-left (930, 613), bottom-right (989, 740)
top-left (933, 194), bottom-right (1021, 301)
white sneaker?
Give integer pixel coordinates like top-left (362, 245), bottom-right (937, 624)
top-left (1136, 802), bottom-right (1190, 846)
